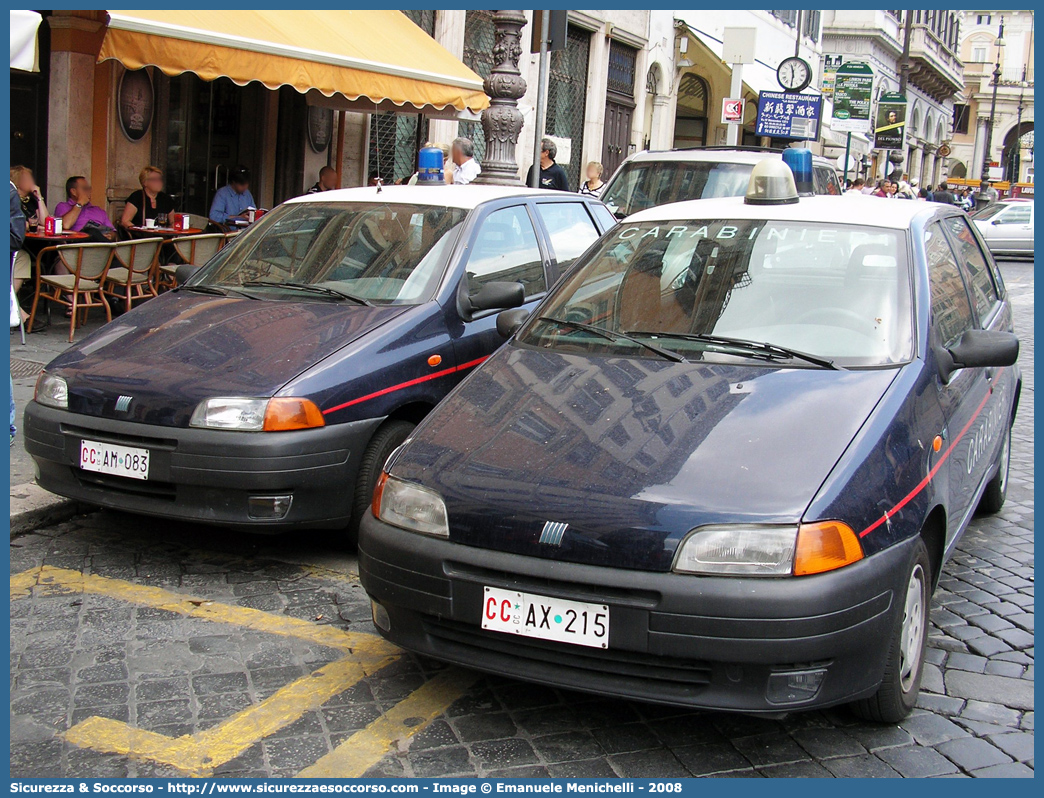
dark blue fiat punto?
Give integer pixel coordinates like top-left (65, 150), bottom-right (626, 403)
top-left (24, 185), bottom-right (615, 542)
top-left (359, 162), bottom-right (1021, 721)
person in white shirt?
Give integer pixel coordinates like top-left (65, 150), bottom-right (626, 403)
top-left (845, 178), bottom-right (866, 195)
top-left (451, 137), bottom-right (481, 185)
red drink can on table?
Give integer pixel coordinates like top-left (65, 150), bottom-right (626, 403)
top-left (44, 216), bottom-right (59, 236)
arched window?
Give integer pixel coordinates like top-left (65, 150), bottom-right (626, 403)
top-left (674, 73), bottom-right (710, 148)
top-left (646, 64), bottom-right (661, 97)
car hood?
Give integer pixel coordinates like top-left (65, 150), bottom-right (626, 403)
top-left (47, 292), bottom-right (409, 427)
top-left (392, 346), bottom-right (898, 572)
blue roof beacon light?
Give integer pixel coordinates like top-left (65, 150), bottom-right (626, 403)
top-left (744, 159), bottom-right (800, 206)
top-left (417, 146), bottom-right (445, 184)
top-left (782, 147), bottom-right (814, 197)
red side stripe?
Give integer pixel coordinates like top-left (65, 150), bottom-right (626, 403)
top-left (321, 356), bottom-right (489, 416)
top-left (858, 372), bottom-right (999, 538)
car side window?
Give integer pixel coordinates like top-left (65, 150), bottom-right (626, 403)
top-left (942, 216), bottom-right (999, 321)
top-left (998, 205), bottom-right (1031, 224)
top-left (590, 203), bottom-right (618, 230)
top-left (535, 202), bottom-right (601, 271)
top-left (465, 205), bottom-right (546, 297)
top-left (926, 223), bottom-right (975, 348)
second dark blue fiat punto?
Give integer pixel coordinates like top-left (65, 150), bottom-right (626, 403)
top-left (24, 185), bottom-right (615, 542)
top-left (360, 162), bottom-right (1021, 721)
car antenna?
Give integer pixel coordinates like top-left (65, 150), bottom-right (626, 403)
top-left (375, 177), bottom-right (383, 194)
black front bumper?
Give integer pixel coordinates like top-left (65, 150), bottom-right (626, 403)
top-left (359, 515), bottom-right (916, 713)
top-left (24, 401), bottom-right (382, 529)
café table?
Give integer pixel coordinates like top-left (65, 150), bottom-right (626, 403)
top-left (126, 226), bottom-right (206, 267)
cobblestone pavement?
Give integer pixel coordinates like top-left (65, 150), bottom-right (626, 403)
top-left (9, 262), bottom-right (1033, 779)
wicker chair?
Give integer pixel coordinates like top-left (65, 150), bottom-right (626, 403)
top-left (104, 237), bottom-right (164, 313)
top-left (158, 233), bottom-right (225, 290)
top-left (28, 242), bottom-right (115, 342)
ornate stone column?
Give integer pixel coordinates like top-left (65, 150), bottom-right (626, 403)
top-left (472, 10), bottom-right (527, 185)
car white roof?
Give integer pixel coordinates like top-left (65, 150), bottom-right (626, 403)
top-left (284, 184), bottom-right (550, 211)
top-left (621, 148), bottom-right (833, 166)
top-left (625, 195), bottom-right (947, 230)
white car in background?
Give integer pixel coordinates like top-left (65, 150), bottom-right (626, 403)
top-left (971, 199), bottom-right (1034, 258)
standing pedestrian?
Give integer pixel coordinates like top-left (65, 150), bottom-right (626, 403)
top-left (933, 182), bottom-right (956, 205)
top-left (578, 162), bottom-right (605, 197)
top-left (10, 178), bottom-right (26, 446)
top-left (526, 138), bottom-right (570, 191)
top-left (451, 138), bottom-right (481, 185)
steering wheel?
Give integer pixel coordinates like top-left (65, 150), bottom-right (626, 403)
top-left (564, 306), bottom-right (595, 325)
top-left (794, 307), bottom-right (876, 335)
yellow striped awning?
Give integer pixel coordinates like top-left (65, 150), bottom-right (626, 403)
top-left (98, 10), bottom-right (490, 114)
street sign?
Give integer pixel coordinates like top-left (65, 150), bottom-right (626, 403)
top-left (820, 53), bottom-right (845, 94)
top-left (755, 91), bottom-right (822, 140)
top-left (874, 92), bottom-right (907, 150)
top-left (831, 61), bottom-right (873, 134)
top-left (530, 9), bottom-right (567, 53)
top-left (721, 97), bottom-right (744, 124)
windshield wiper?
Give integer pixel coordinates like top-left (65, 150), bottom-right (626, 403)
top-left (625, 331), bottom-right (844, 370)
top-left (242, 281), bottom-right (370, 305)
top-left (174, 284), bottom-right (227, 296)
top-left (536, 316), bottom-right (687, 363)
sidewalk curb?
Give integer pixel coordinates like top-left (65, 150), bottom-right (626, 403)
top-left (10, 482), bottom-right (86, 536)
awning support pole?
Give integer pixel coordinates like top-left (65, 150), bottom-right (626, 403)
top-left (335, 110), bottom-right (346, 188)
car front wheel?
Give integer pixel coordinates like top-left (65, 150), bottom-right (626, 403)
top-left (979, 421), bottom-right (1011, 514)
top-left (851, 538), bottom-right (931, 723)
top-left (347, 420), bottom-right (416, 549)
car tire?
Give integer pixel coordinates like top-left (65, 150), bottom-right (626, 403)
top-left (979, 421), bottom-right (1011, 514)
top-left (346, 420), bottom-right (415, 550)
top-left (851, 538), bottom-right (931, 724)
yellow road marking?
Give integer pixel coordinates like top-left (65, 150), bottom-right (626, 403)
top-left (12, 565), bottom-right (404, 777)
top-left (11, 565), bottom-right (385, 654)
top-left (296, 668), bottom-right (480, 778)
top-left (65, 655), bottom-right (397, 777)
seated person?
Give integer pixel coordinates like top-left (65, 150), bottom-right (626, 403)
top-left (307, 166), bottom-right (339, 194)
top-left (53, 176), bottom-right (116, 240)
top-left (120, 166), bottom-right (176, 229)
top-left (209, 166), bottom-right (255, 227)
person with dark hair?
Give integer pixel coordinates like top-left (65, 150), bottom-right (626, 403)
top-left (308, 166), bottom-right (339, 194)
top-left (54, 176), bottom-right (116, 239)
top-left (526, 137), bottom-right (570, 191)
top-left (209, 166), bottom-right (255, 225)
top-left (933, 182), bottom-right (956, 205)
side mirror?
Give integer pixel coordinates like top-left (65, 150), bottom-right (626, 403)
top-left (496, 308), bottom-right (530, 338)
top-left (991, 218), bottom-right (1003, 225)
top-left (461, 280), bottom-right (525, 321)
top-left (936, 329), bottom-right (1019, 381)
top-left (174, 263), bottom-right (199, 287)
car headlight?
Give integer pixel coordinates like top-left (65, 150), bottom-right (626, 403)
top-left (189, 397), bottom-right (325, 431)
top-left (190, 397), bottom-right (267, 430)
top-left (674, 525), bottom-right (798, 576)
top-left (35, 373), bottom-right (68, 409)
top-left (372, 473), bottom-right (449, 538)
top-left (673, 522), bottom-right (862, 577)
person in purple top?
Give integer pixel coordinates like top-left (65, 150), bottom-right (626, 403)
top-left (53, 176), bottom-right (116, 240)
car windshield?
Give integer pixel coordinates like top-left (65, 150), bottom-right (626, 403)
top-left (970, 203), bottom-right (1007, 221)
top-left (601, 162), bottom-right (754, 218)
top-left (519, 219), bottom-right (913, 367)
top-left (194, 201), bottom-right (468, 305)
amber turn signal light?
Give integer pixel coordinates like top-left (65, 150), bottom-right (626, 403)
top-left (262, 398), bottom-right (325, 431)
top-left (793, 521), bottom-right (863, 576)
top-left (371, 472), bottom-right (390, 518)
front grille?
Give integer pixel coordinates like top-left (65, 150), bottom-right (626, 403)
top-left (445, 561), bottom-right (662, 609)
top-left (74, 468), bottom-right (177, 501)
top-left (61, 423), bottom-right (178, 451)
top-left (421, 616), bottom-right (711, 687)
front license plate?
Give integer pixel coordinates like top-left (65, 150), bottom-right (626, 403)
top-left (79, 439), bottom-right (150, 481)
top-left (481, 586), bottom-right (609, 649)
